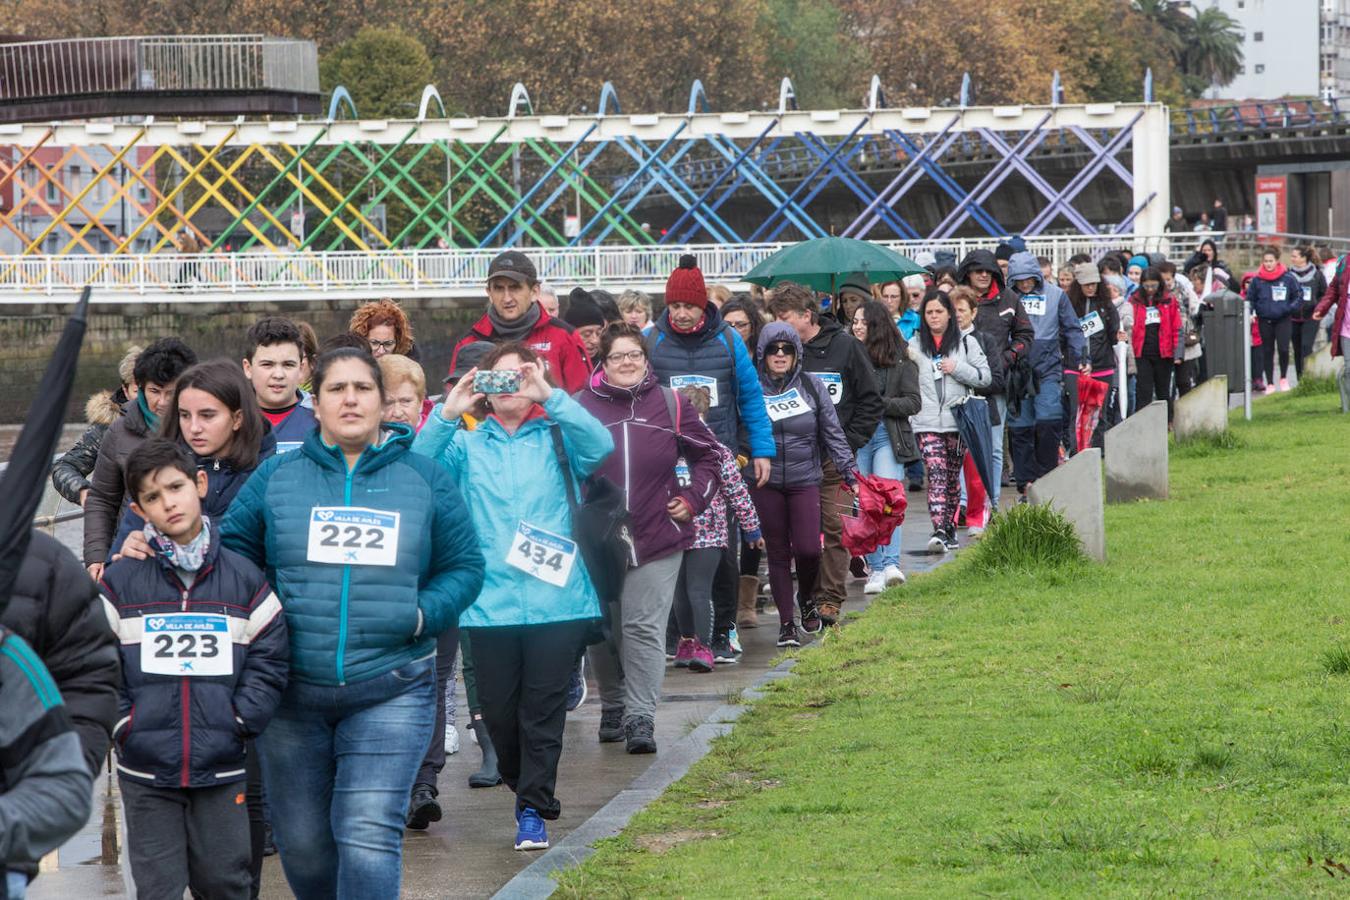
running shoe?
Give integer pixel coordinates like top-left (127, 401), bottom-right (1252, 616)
top-left (673, 637), bottom-right (695, 668)
top-left (727, 625), bottom-right (743, 655)
top-left (565, 659), bottom-right (587, 711)
top-left (800, 606), bottom-right (823, 634)
top-left (514, 807), bottom-right (549, 850)
top-left (849, 556), bottom-right (869, 579)
top-left (1264, 383), bottom-right (1278, 395)
top-left (777, 621), bottom-right (801, 647)
top-left (444, 722), bottom-right (460, 755)
top-left (688, 640), bottom-right (714, 673)
top-left (882, 564), bottom-right (906, 587)
top-left (941, 528), bottom-right (960, 552)
top-left (1279, 378), bottom-right (1290, 392)
top-left (927, 531), bottom-right (946, 552)
top-left (406, 784), bottom-right (442, 831)
top-left (711, 634), bottom-right (739, 664)
top-left (624, 715), bottom-right (657, 754)
top-left (863, 571), bottom-right (886, 594)
top-left (598, 707), bottom-right (625, 743)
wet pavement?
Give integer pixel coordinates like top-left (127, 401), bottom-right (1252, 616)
top-left (30, 494), bottom-right (955, 899)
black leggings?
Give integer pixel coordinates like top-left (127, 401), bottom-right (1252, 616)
top-left (1134, 355), bottom-right (1174, 420)
top-left (1291, 319), bottom-right (1318, 377)
top-left (1258, 316), bottom-right (1293, 384)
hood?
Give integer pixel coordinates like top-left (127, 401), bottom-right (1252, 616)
top-left (1006, 252), bottom-right (1044, 292)
top-left (955, 249), bottom-right (1006, 290)
top-left (756, 321), bottom-right (804, 383)
top-left (1256, 262), bottom-right (1289, 282)
top-left (85, 389), bottom-right (122, 426)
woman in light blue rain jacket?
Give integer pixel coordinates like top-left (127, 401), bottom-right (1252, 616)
top-left (413, 341), bottom-right (614, 849)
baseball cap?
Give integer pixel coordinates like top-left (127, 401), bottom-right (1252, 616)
top-left (486, 250), bottom-right (537, 285)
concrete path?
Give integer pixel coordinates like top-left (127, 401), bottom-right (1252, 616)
top-left (30, 492), bottom-right (957, 899)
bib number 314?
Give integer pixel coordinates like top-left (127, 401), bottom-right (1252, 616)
top-left (307, 507), bottom-right (400, 566)
top-left (505, 522), bottom-right (577, 587)
top-left (141, 614), bottom-right (232, 677)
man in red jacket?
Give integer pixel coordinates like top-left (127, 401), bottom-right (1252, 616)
top-left (449, 251), bottom-right (592, 393)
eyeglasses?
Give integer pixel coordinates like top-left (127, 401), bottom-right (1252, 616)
top-left (765, 342), bottom-right (796, 357)
top-left (605, 350), bottom-right (645, 364)
top-left (368, 339), bottom-right (397, 353)
top-left (726, 319), bottom-right (751, 331)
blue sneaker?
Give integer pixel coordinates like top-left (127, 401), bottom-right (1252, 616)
top-left (514, 806), bottom-right (549, 850)
top-left (565, 658), bottom-right (587, 711)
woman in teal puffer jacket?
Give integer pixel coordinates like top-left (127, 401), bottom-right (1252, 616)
top-left (413, 341), bottom-right (614, 852)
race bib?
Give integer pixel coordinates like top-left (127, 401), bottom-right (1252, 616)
top-left (141, 614), bottom-right (231, 677)
top-left (275, 441), bottom-right (303, 455)
top-left (814, 372), bottom-right (843, 405)
top-left (669, 374), bottom-right (719, 407)
top-left (764, 387), bottom-right (810, 422)
top-left (505, 522), bottom-right (577, 587)
top-left (307, 507), bottom-right (399, 566)
top-left (1145, 307), bottom-right (1161, 326)
top-left (1271, 285), bottom-right (1287, 303)
top-left (931, 356), bottom-right (945, 379)
top-left (1302, 286), bottom-right (1313, 303)
top-left (675, 457), bottom-right (691, 488)
top-left (1021, 295), bottom-right (1047, 316)
top-left (1080, 311), bottom-right (1104, 338)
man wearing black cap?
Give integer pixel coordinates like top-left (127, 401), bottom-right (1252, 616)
top-left (449, 250), bottom-right (591, 393)
top-left (563, 288), bottom-right (607, 367)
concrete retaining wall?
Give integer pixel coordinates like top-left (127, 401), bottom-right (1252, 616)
top-left (1174, 374), bottom-right (1228, 440)
top-left (0, 297), bottom-right (484, 423)
top-left (1104, 400), bottom-right (1168, 502)
top-left (1028, 446), bottom-right (1106, 561)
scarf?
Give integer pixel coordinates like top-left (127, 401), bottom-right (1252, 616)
top-left (487, 301), bottom-right (541, 343)
top-left (137, 391), bottom-right (161, 430)
top-left (671, 311), bottom-right (706, 335)
top-left (145, 515), bottom-right (212, 574)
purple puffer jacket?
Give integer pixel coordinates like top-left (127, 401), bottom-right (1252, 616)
top-left (576, 367), bottom-right (723, 566)
top-left (757, 321), bottom-right (857, 490)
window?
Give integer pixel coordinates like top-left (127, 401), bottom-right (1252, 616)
top-left (1254, 31), bottom-right (1264, 41)
top-left (45, 179), bottom-right (58, 204)
top-left (1256, 64), bottom-right (1266, 73)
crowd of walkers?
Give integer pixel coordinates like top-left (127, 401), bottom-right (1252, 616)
top-left (5, 232), bottom-right (1348, 900)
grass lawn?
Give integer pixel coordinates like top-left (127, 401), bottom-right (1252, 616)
top-left (556, 388), bottom-right (1350, 898)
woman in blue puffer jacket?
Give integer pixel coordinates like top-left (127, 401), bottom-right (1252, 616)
top-left (413, 341), bottom-right (614, 852)
top-left (1247, 244), bottom-right (1306, 392)
top-left (751, 320), bottom-right (856, 648)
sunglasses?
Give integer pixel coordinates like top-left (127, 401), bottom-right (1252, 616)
top-left (765, 342), bottom-right (796, 357)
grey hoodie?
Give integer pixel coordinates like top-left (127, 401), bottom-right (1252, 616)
top-left (755, 322), bottom-right (856, 489)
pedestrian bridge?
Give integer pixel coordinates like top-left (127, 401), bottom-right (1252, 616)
top-left (2, 232), bottom-right (1339, 304)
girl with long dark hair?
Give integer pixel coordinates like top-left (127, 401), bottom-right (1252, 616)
top-left (1128, 267), bottom-right (1184, 417)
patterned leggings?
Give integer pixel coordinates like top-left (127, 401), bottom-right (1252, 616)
top-left (918, 432), bottom-right (965, 533)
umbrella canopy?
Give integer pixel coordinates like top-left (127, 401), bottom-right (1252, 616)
top-left (840, 473), bottom-right (907, 557)
top-left (743, 237), bottom-right (926, 294)
top-left (952, 396), bottom-right (996, 497)
top-left (0, 286), bottom-right (90, 615)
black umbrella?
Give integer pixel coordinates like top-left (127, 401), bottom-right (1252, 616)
top-left (0, 286), bottom-right (90, 615)
top-left (952, 395), bottom-right (996, 498)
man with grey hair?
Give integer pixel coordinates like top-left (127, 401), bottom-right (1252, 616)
top-left (538, 282), bottom-right (560, 318)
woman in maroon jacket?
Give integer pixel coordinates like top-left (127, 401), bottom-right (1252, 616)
top-left (576, 324), bottom-right (722, 755)
top-left (1313, 254), bottom-right (1350, 413)
top-left (1129, 267), bottom-right (1185, 420)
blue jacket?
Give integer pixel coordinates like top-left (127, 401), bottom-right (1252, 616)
top-left (1006, 251), bottom-right (1086, 380)
top-left (413, 390), bottom-right (614, 628)
top-left (646, 304), bottom-right (775, 459)
top-left (269, 392), bottom-right (317, 453)
top-left (897, 308), bottom-right (920, 341)
top-left (99, 523), bottom-right (288, 788)
top-left (1248, 265), bottom-right (1303, 320)
top-left (221, 425), bottom-right (485, 687)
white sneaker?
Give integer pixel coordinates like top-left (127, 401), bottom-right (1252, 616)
top-left (444, 724), bottom-right (460, 755)
top-left (882, 565), bottom-right (906, 587)
top-left (927, 531), bottom-right (946, 553)
top-left (863, 572), bottom-right (886, 594)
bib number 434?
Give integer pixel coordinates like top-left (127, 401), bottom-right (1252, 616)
top-left (505, 522), bottom-right (577, 587)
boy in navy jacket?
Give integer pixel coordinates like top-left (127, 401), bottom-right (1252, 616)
top-left (100, 439), bottom-right (288, 900)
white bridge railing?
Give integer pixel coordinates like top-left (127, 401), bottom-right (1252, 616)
top-left (0, 233), bottom-right (1339, 303)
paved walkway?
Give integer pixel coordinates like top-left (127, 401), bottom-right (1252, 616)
top-left (31, 494), bottom-right (955, 898)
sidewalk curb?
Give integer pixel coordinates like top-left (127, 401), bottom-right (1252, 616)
top-left (492, 655), bottom-right (801, 899)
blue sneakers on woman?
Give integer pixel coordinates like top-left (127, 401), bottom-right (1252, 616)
top-left (514, 807), bottom-right (549, 850)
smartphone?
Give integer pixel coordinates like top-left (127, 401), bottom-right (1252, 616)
top-left (473, 369), bottom-right (522, 394)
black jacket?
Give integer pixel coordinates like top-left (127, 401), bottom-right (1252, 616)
top-left (977, 290), bottom-right (1035, 374)
top-left (964, 327), bottom-right (1007, 425)
top-left (83, 398), bottom-right (154, 565)
top-left (1, 530), bottom-right (120, 777)
top-left (869, 354), bottom-right (922, 464)
top-left (51, 389), bottom-right (124, 506)
top-left (798, 318), bottom-right (885, 450)
top-left (956, 249), bottom-right (1007, 295)
top-left (1071, 295), bottom-right (1122, 372)
top-left (99, 524), bottom-right (288, 789)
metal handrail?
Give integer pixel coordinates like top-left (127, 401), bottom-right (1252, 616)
top-left (0, 35), bottom-right (319, 101)
top-left (0, 232), bottom-right (1342, 301)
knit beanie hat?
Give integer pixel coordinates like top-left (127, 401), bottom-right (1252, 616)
top-left (837, 272), bottom-right (872, 302)
top-left (995, 242), bottom-right (1016, 262)
top-left (1127, 254), bottom-right (1150, 273)
top-left (563, 288), bottom-right (606, 329)
top-left (1073, 263), bottom-right (1101, 285)
top-left (665, 254), bottom-right (708, 308)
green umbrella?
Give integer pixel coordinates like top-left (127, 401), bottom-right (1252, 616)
top-left (742, 236), bottom-right (927, 294)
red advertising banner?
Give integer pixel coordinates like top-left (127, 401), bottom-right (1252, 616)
top-left (1255, 175), bottom-right (1287, 240)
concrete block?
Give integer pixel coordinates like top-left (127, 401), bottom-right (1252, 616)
top-left (1028, 447), bottom-right (1106, 561)
top-left (1104, 400), bottom-right (1168, 502)
top-left (1305, 344), bottom-right (1345, 380)
top-left (1173, 374), bottom-right (1228, 441)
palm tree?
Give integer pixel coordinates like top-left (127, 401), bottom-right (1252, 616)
top-left (1182, 8), bottom-right (1245, 88)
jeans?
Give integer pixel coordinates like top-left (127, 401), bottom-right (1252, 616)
top-left (6, 871), bottom-right (28, 899)
top-left (258, 657), bottom-right (436, 900)
top-left (855, 423), bottom-right (904, 569)
top-left (990, 394), bottom-right (1006, 507)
